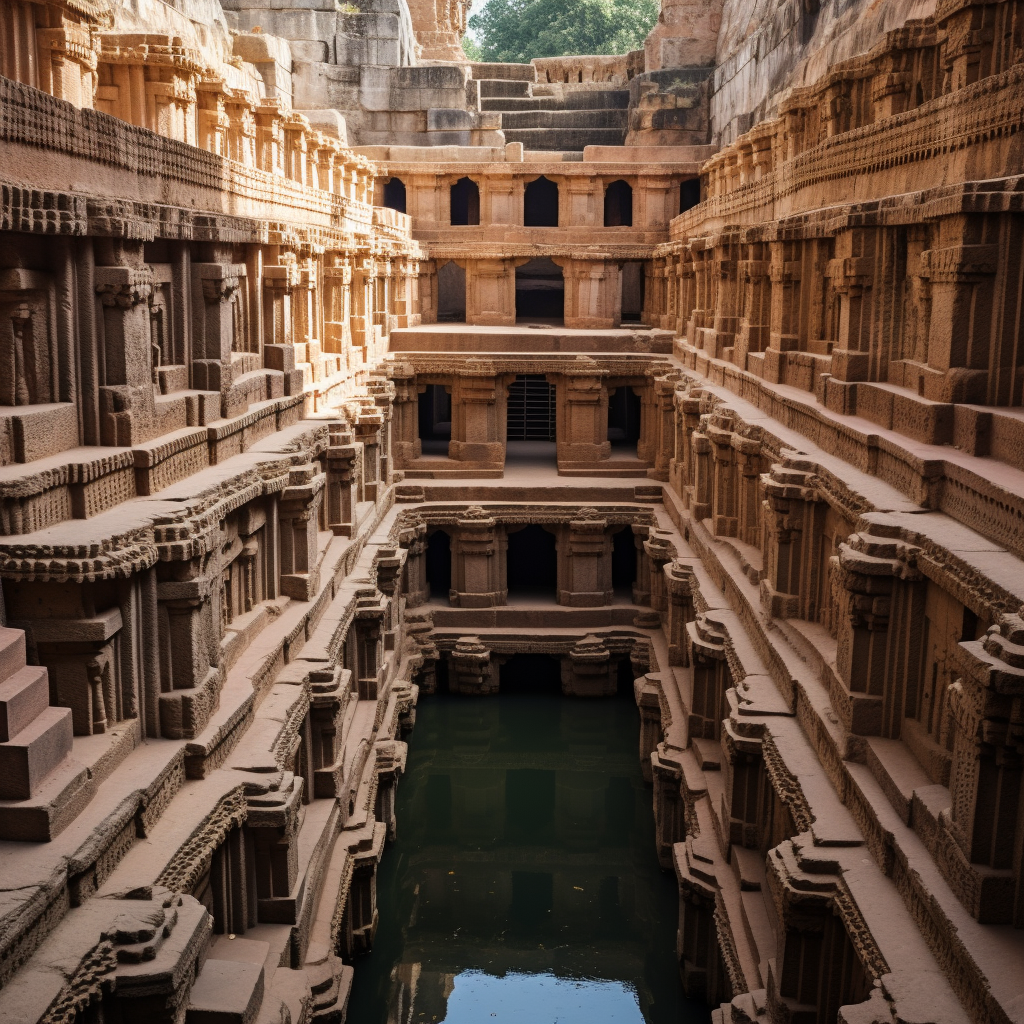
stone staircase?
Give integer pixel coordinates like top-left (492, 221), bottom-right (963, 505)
top-left (476, 72), bottom-right (629, 152)
top-left (0, 626), bottom-right (76, 838)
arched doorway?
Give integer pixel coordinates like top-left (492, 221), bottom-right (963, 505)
top-left (515, 258), bottom-right (563, 323)
top-left (604, 180), bottom-right (633, 226)
top-left (436, 261), bottom-right (466, 322)
top-left (426, 530), bottom-right (452, 600)
top-left (382, 177), bottom-right (406, 213)
top-left (524, 176), bottom-right (559, 227)
top-left (450, 177), bottom-right (480, 225)
top-left (506, 525), bottom-right (557, 599)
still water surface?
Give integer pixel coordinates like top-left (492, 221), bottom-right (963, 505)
top-left (349, 692), bottom-right (707, 1024)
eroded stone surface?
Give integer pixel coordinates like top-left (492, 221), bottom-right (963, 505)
top-left (0, 0), bottom-right (1022, 1023)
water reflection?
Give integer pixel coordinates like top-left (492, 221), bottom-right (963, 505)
top-left (349, 693), bottom-right (705, 1024)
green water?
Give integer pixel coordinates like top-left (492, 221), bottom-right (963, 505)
top-left (348, 693), bottom-right (707, 1024)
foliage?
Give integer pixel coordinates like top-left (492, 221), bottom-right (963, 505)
top-left (467, 0), bottom-right (657, 64)
top-left (462, 35), bottom-right (483, 61)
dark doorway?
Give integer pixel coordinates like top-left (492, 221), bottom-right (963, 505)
top-left (382, 177), bottom-right (406, 213)
top-left (426, 530), bottom-right (452, 599)
top-left (500, 653), bottom-right (562, 695)
top-left (616, 656), bottom-right (636, 695)
top-left (450, 177), bottom-right (480, 226)
top-left (611, 527), bottom-right (637, 598)
top-left (418, 384), bottom-right (451, 454)
top-left (436, 261), bottom-right (466, 322)
top-left (507, 374), bottom-right (555, 440)
top-left (680, 178), bottom-right (701, 214)
top-left (604, 180), bottom-right (633, 227)
top-left (506, 525), bottom-right (557, 598)
top-left (608, 386), bottom-right (641, 451)
top-left (515, 258), bottom-right (563, 322)
top-left (524, 176), bottom-right (559, 227)
top-left (620, 262), bottom-right (644, 323)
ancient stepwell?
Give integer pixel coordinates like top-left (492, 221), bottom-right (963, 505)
top-left (0, 0), bottom-right (1023, 1021)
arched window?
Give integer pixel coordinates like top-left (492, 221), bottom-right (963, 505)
top-left (604, 179), bottom-right (632, 227)
top-left (382, 177), bottom-right (406, 213)
top-left (450, 177), bottom-right (480, 225)
top-left (680, 178), bottom-right (701, 214)
top-left (524, 176), bottom-right (559, 227)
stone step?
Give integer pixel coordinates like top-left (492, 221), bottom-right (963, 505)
top-left (0, 705), bottom-right (73, 800)
top-left (504, 127), bottom-right (626, 149)
top-left (0, 626), bottom-right (26, 686)
top-left (470, 62), bottom-right (535, 82)
top-left (498, 108), bottom-right (628, 130)
top-left (481, 91), bottom-right (629, 111)
top-left (0, 663), bottom-right (50, 741)
top-left (478, 79), bottom-right (531, 98)
top-left (186, 958), bottom-right (265, 1024)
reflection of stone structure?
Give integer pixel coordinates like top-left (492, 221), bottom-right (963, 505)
top-left (1, 0), bottom-right (1024, 1022)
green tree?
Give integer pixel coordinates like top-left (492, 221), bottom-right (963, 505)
top-left (467, 0), bottom-right (657, 64)
top-left (462, 35), bottom-right (483, 61)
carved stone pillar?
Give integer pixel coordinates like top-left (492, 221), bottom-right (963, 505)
top-left (246, 773), bottom-right (302, 920)
top-left (636, 673), bottom-right (664, 784)
top-left (939, 620), bottom-right (1024, 924)
top-left (764, 240), bottom-right (802, 384)
top-left (416, 258), bottom-right (438, 325)
top-left (325, 430), bottom-right (358, 537)
top-left (560, 635), bottom-right (616, 697)
top-left (687, 612), bottom-right (729, 741)
top-left (278, 464), bottom-right (325, 601)
top-left (560, 513), bottom-right (611, 607)
top-left (354, 412), bottom-right (383, 502)
top-left (322, 256), bottom-right (352, 359)
top-left (690, 424), bottom-right (713, 521)
top-left (760, 460), bottom-right (821, 620)
top-left (450, 636), bottom-right (498, 695)
top-left (835, 531), bottom-right (926, 737)
top-left (827, 228), bottom-right (877, 385)
top-left (388, 363), bottom-right (421, 466)
top-left (399, 515), bottom-right (430, 607)
top-left (465, 258), bottom-right (515, 326)
top-left (374, 739), bottom-right (408, 841)
top-left (156, 563), bottom-right (220, 740)
top-left (450, 508), bottom-right (504, 607)
top-left (557, 368), bottom-right (609, 470)
top-left (919, 232), bottom-right (997, 403)
top-left (350, 256), bottom-right (374, 354)
top-left (561, 259), bottom-right (619, 329)
top-left (665, 560), bottom-right (697, 666)
top-left (736, 242), bottom-right (771, 369)
top-left (450, 370), bottom-right (503, 468)
top-left (652, 744), bottom-right (685, 869)
top-left (353, 588), bottom-right (386, 700)
top-left (95, 244), bottom-right (156, 446)
top-left (643, 529), bottom-right (676, 616)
